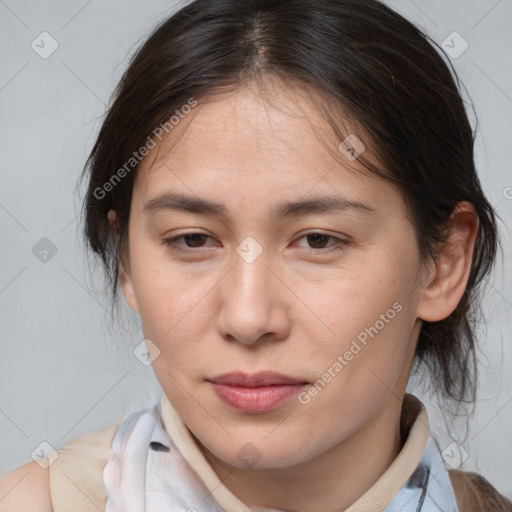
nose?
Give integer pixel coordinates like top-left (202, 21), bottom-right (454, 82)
top-left (216, 245), bottom-right (291, 346)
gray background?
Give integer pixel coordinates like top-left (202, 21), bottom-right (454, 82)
top-left (1, 0), bottom-right (511, 499)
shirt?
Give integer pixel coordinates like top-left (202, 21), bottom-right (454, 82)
top-left (48, 392), bottom-right (460, 511)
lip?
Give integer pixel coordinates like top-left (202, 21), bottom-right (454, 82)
top-left (208, 372), bottom-right (308, 413)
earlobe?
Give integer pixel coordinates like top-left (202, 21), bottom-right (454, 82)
top-left (417, 202), bottom-right (479, 322)
top-left (120, 268), bottom-right (140, 314)
top-left (107, 208), bottom-right (119, 233)
top-left (108, 208), bottom-right (140, 314)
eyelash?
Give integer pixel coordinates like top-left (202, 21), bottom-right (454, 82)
top-left (161, 232), bottom-right (351, 254)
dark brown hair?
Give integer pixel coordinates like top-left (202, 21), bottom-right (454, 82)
top-left (79, 0), bottom-right (500, 411)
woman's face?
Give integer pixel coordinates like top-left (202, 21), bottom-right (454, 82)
top-left (121, 80), bottom-right (428, 469)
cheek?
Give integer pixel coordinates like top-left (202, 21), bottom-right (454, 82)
top-left (128, 240), bottom-right (206, 331)
top-left (302, 261), bottom-right (416, 346)
top-left (136, 279), bottom-right (207, 350)
top-left (296, 251), bottom-right (420, 391)
top-left (300, 289), bottom-right (414, 394)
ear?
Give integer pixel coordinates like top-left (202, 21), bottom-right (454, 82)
top-left (107, 209), bottom-right (139, 314)
top-left (417, 201), bottom-right (479, 322)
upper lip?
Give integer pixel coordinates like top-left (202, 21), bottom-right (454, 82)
top-left (208, 371), bottom-right (308, 387)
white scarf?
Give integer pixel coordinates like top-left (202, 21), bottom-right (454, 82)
top-left (102, 393), bottom-right (460, 511)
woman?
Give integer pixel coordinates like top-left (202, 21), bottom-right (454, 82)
top-left (1, 0), bottom-right (510, 510)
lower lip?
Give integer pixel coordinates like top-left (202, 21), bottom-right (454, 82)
top-left (210, 382), bottom-right (306, 413)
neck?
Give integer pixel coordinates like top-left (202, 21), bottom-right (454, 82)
top-left (198, 393), bottom-right (404, 512)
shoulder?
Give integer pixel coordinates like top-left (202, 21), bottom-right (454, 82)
top-left (0, 460), bottom-right (53, 512)
top-left (0, 417), bottom-right (122, 512)
top-left (48, 417), bottom-right (123, 512)
top-left (449, 469), bottom-right (512, 512)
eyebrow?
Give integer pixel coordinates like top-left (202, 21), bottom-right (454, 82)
top-left (143, 191), bottom-right (377, 219)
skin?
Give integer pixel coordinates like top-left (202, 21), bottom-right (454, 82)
top-left (111, 78), bottom-right (478, 512)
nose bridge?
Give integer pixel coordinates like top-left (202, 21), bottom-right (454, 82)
top-left (217, 236), bottom-right (289, 344)
top-left (233, 246), bottom-right (271, 300)
top-left (231, 237), bottom-right (274, 314)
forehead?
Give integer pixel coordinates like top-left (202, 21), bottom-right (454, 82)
top-left (132, 80), bottom-right (407, 219)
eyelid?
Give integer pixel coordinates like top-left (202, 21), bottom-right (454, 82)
top-left (161, 230), bottom-right (351, 254)
top-left (296, 231), bottom-right (350, 246)
top-left (162, 231), bottom-right (218, 253)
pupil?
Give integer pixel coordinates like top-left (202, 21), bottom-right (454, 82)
top-left (308, 234), bottom-right (327, 248)
top-left (185, 233), bottom-right (206, 247)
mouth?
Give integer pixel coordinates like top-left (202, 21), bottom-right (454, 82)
top-left (207, 371), bottom-right (309, 414)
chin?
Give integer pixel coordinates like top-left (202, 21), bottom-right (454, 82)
top-left (204, 436), bottom-right (316, 471)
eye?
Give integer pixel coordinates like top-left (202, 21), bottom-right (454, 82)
top-left (162, 231), bottom-right (351, 255)
top-left (162, 232), bottom-right (216, 253)
top-left (295, 232), bottom-right (351, 252)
